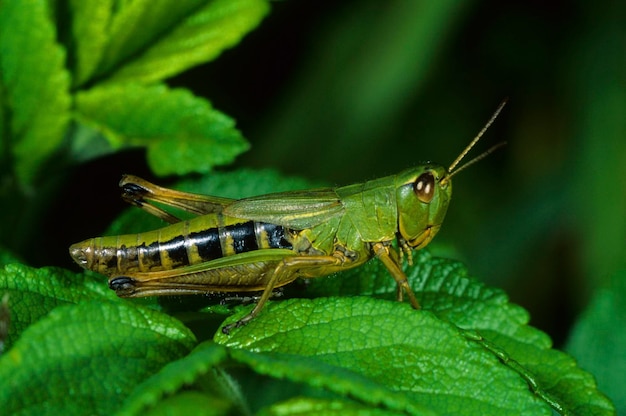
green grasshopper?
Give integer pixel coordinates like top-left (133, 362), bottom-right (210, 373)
top-left (69, 101), bottom-right (506, 334)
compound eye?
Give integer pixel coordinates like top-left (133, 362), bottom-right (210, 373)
top-left (414, 172), bottom-right (435, 203)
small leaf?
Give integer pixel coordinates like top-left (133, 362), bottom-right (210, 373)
top-left (0, 0), bottom-right (71, 185)
top-left (0, 264), bottom-right (115, 349)
top-left (74, 84), bottom-right (249, 175)
top-left (104, 0), bottom-right (270, 84)
top-left (0, 300), bottom-right (196, 415)
top-left (218, 297), bottom-right (550, 415)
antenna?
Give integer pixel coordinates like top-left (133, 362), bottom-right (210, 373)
top-left (447, 98), bottom-right (508, 175)
top-left (446, 142), bottom-right (507, 180)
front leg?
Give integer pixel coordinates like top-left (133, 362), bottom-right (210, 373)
top-left (372, 242), bottom-right (421, 310)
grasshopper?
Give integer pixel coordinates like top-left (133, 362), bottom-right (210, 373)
top-left (70, 101), bottom-right (506, 333)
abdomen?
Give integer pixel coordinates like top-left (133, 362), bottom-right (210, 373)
top-left (69, 214), bottom-right (293, 276)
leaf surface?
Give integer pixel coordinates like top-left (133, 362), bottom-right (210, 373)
top-left (214, 250), bottom-right (614, 415)
top-left (0, 0), bottom-right (71, 185)
top-left (0, 300), bottom-right (196, 415)
top-left (75, 84), bottom-right (248, 175)
top-left (218, 297), bottom-right (549, 415)
top-left (68, 0), bottom-right (114, 85)
top-left (102, 0), bottom-right (270, 84)
top-left (0, 264), bottom-right (114, 349)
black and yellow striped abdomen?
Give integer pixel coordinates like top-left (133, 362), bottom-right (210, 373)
top-left (69, 213), bottom-right (293, 277)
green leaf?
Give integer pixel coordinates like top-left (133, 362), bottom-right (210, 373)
top-left (404, 253), bottom-right (615, 416)
top-left (0, 0), bottom-right (71, 185)
top-left (0, 263), bottom-right (115, 349)
top-left (320, 251), bottom-right (615, 415)
top-left (214, 249), bottom-right (614, 415)
top-left (74, 84), bottom-right (249, 175)
top-left (102, 0), bottom-right (270, 85)
top-left (218, 297), bottom-right (548, 415)
top-left (68, 0), bottom-right (114, 86)
top-left (566, 271), bottom-right (626, 414)
top-left (0, 300), bottom-right (196, 415)
top-left (230, 345), bottom-right (436, 416)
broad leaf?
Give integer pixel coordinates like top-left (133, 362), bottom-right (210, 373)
top-left (0, 300), bottom-right (196, 415)
top-left (218, 297), bottom-right (550, 415)
top-left (75, 84), bottom-right (249, 175)
top-left (58, 0), bottom-right (271, 86)
top-left (0, 264), bottom-right (115, 349)
top-left (100, 0), bottom-right (270, 84)
top-left (213, 251), bottom-right (614, 415)
top-left (68, 0), bottom-right (114, 86)
top-left (0, 0), bottom-right (71, 185)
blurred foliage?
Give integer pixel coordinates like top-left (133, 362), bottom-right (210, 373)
top-left (0, 0), bottom-right (624, 414)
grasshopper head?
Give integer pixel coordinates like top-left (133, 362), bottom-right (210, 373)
top-left (394, 100), bottom-right (508, 250)
top-left (395, 165), bottom-right (452, 250)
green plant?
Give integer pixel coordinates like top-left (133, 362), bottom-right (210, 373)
top-left (0, 1), bottom-right (620, 415)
